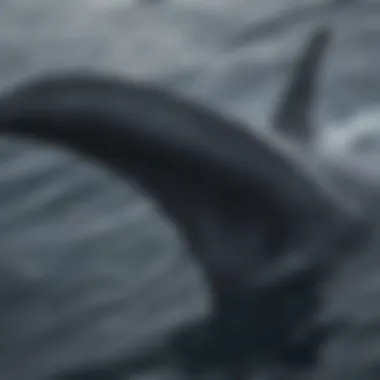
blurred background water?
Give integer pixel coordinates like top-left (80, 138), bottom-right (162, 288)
top-left (0, 0), bottom-right (380, 379)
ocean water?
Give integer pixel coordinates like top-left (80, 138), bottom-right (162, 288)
top-left (0, 1), bottom-right (380, 379)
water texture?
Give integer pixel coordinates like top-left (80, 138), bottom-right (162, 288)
top-left (0, 1), bottom-right (379, 379)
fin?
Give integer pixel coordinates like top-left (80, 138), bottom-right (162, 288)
top-left (272, 27), bottom-right (331, 145)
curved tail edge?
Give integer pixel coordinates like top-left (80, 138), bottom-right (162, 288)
top-left (0, 69), bottom-right (353, 305)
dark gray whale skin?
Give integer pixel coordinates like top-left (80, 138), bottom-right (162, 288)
top-left (1, 1), bottom-right (380, 380)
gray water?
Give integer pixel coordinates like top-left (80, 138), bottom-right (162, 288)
top-left (1, 1), bottom-right (380, 379)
